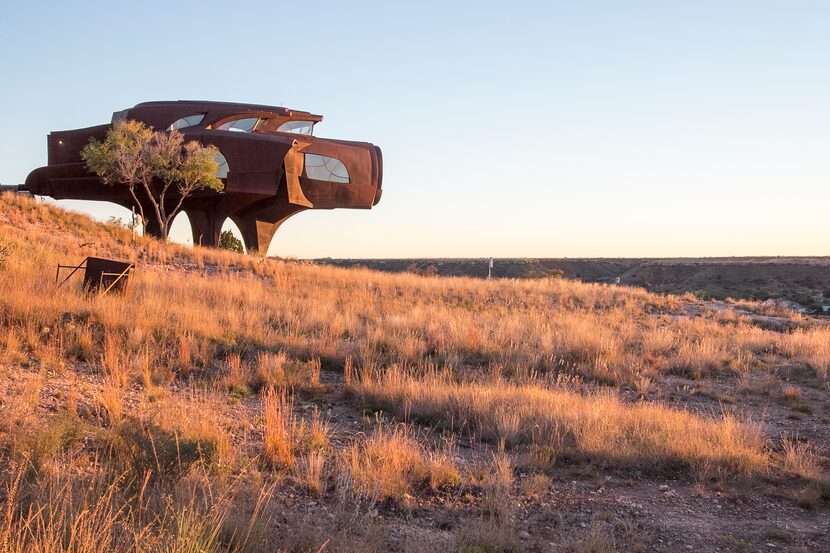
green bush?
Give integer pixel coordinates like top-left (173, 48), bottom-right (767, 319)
top-left (218, 230), bottom-right (244, 253)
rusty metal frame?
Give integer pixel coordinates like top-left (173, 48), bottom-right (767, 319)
top-left (56, 260), bottom-right (87, 288)
top-left (98, 266), bottom-right (134, 295)
top-left (55, 258), bottom-right (134, 295)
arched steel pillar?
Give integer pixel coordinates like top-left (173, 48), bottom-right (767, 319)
top-left (185, 209), bottom-right (224, 248)
top-left (231, 204), bottom-right (307, 256)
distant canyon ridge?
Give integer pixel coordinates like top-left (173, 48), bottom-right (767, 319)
top-left (314, 257), bottom-right (830, 312)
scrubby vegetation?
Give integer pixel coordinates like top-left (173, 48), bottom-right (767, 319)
top-left (357, 367), bottom-right (768, 475)
top-left (0, 193), bottom-right (828, 552)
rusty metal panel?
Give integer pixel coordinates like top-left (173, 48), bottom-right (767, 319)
top-left (83, 257), bottom-right (133, 293)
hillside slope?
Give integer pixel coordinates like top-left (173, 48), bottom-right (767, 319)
top-left (0, 194), bottom-right (828, 552)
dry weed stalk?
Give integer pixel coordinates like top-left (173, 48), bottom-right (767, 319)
top-left (262, 390), bottom-right (296, 470)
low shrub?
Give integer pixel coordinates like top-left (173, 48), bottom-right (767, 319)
top-left (107, 418), bottom-right (222, 489)
top-left (19, 412), bottom-right (84, 476)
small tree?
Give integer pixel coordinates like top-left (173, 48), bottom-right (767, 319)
top-left (218, 230), bottom-right (244, 253)
top-left (81, 121), bottom-right (153, 233)
top-left (82, 121), bottom-right (223, 241)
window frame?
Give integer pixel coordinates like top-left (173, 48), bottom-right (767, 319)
top-left (303, 153), bottom-right (350, 184)
top-left (168, 114), bottom-right (206, 131)
top-left (276, 120), bottom-right (315, 135)
top-left (215, 117), bottom-right (265, 133)
top-left (214, 151), bottom-right (229, 179)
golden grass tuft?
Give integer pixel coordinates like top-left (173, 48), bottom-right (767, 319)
top-left (298, 450), bottom-right (328, 495)
top-left (781, 385), bottom-right (802, 402)
top-left (345, 423), bottom-right (459, 501)
top-left (255, 351), bottom-right (288, 391)
top-left (781, 438), bottom-right (822, 481)
top-left (261, 390), bottom-right (333, 475)
top-left (482, 449), bottom-right (513, 521)
top-left (99, 378), bottom-right (123, 425)
top-left (262, 390), bottom-right (297, 470)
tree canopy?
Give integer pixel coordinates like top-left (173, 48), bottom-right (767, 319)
top-left (82, 121), bottom-right (223, 240)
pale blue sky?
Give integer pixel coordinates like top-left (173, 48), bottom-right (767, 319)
top-left (1, 1), bottom-right (828, 257)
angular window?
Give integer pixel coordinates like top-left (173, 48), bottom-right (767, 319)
top-left (277, 121), bottom-right (314, 135)
top-left (214, 151), bottom-right (229, 179)
top-left (216, 117), bottom-right (263, 133)
top-left (169, 114), bottom-right (205, 131)
top-left (304, 154), bottom-right (349, 183)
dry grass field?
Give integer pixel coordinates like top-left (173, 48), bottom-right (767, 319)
top-left (0, 193), bottom-right (828, 552)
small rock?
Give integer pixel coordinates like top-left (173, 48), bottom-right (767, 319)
top-left (658, 485), bottom-right (670, 492)
top-left (76, 403), bottom-right (94, 420)
top-left (518, 530), bottom-right (531, 540)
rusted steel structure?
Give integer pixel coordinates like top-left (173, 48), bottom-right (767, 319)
top-left (25, 101), bottom-right (383, 254)
top-left (56, 257), bottom-right (134, 295)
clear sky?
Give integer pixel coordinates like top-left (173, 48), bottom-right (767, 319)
top-left (1, 1), bottom-right (828, 258)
